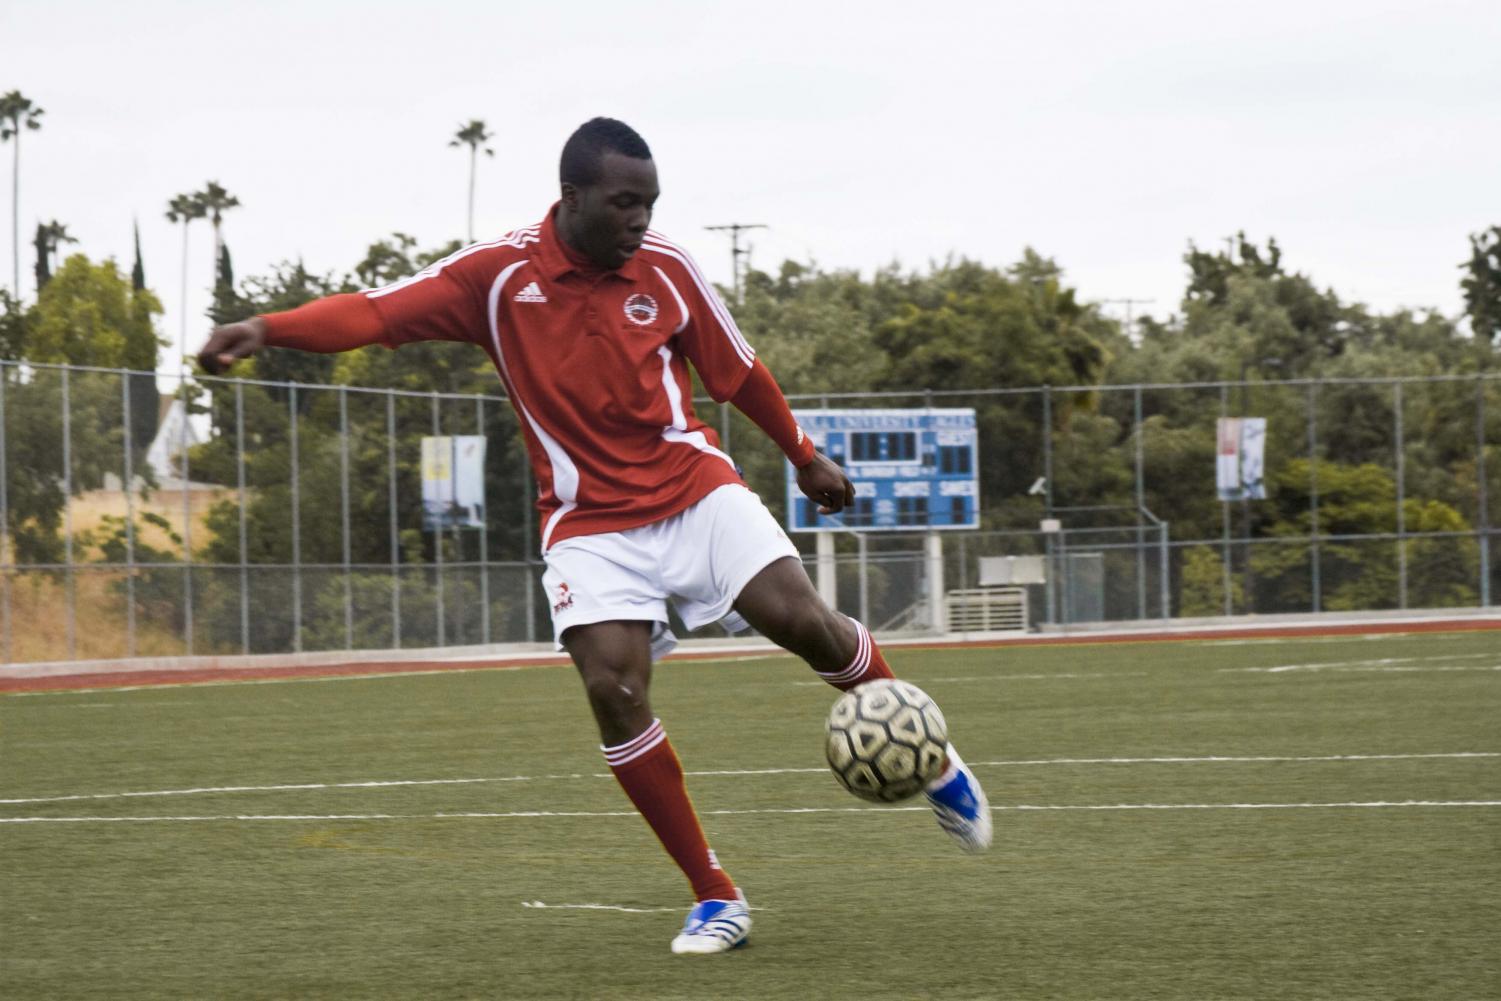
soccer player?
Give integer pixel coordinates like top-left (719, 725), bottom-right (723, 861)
top-left (198, 117), bottom-right (991, 954)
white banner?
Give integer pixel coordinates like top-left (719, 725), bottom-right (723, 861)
top-left (1217, 417), bottom-right (1266, 501)
top-left (421, 435), bottom-right (487, 529)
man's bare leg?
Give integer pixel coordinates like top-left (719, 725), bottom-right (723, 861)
top-left (733, 557), bottom-right (993, 852)
top-left (562, 620), bottom-right (746, 939)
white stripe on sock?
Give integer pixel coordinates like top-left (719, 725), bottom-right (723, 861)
top-left (816, 618), bottom-right (871, 685)
top-left (601, 719), bottom-right (666, 768)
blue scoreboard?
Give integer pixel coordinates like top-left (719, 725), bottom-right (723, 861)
top-left (784, 408), bottom-right (980, 532)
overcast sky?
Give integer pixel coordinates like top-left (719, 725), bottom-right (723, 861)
top-left (4, 0), bottom-right (1499, 374)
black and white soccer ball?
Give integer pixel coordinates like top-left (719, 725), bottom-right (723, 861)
top-left (825, 679), bottom-right (949, 803)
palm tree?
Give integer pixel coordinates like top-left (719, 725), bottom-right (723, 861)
top-left (166, 191), bottom-right (207, 366)
top-left (32, 219), bottom-right (77, 289)
top-left (196, 181), bottom-right (240, 285)
top-left (0, 90), bottom-right (45, 300)
top-left (449, 120), bottom-right (494, 243)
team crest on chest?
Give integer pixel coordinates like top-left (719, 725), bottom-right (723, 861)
top-left (623, 293), bottom-right (659, 326)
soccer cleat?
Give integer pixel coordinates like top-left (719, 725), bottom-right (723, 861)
top-left (669, 890), bottom-right (751, 954)
top-left (924, 747), bottom-right (993, 853)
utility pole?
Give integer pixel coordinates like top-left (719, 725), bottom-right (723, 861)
top-left (704, 222), bottom-right (766, 302)
top-left (1101, 298), bottom-right (1155, 341)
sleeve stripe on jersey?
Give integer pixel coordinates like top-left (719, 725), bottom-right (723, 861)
top-left (366, 225), bottom-right (541, 300)
top-left (642, 234), bottom-right (753, 363)
top-left (640, 236), bottom-right (755, 367)
top-left (650, 266), bottom-right (690, 334)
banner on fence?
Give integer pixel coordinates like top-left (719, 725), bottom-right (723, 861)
top-left (421, 435), bottom-right (487, 530)
top-left (1216, 417), bottom-right (1266, 501)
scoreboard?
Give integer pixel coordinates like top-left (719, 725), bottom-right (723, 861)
top-left (784, 408), bottom-right (979, 533)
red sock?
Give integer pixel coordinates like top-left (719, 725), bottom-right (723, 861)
top-left (603, 719), bottom-right (737, 902)
top-left (814, 617), bottom-right (896, 691)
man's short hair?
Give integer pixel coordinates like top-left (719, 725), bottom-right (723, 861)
top-left (559, 117), bottom-right (652, 187)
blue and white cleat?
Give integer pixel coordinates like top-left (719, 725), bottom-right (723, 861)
top-left (924, 745), bottom-right (992, 853)
top-left (670, 890), bottom-right (751, 954)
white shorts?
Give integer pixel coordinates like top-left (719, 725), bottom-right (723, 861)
top-left (542, 484), bottom-right (801, 660)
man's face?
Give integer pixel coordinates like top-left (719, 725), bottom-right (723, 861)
top-left (561, 151), bottom-right (659, 270)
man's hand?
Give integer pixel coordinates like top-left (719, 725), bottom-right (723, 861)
top-left (197, 317), bottom-right (268, 375)
top-left (795, 451), bottom-right (855, 515)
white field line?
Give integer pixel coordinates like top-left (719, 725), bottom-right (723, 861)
top-left (1224, 653), bottom-right (1499, 673)
top-left (10, 645), bottom-right (1493, 698)
top-left (3, 656), bottom-right (785, 698)
top-left (2, 752), bottom-right (1495, 806)
top-left (519, 900), bottom-right (770, 914)
top-left (793, 672), bottom-right (1149, 686)
top-left (521, 901), bottom-right (682, 914)
top-left (3, 800), bottom-right (1500, 825)
top-left (3, 667), bottom-right (547, 696)
top-left (1236, 665), bottom-right (1501, 675)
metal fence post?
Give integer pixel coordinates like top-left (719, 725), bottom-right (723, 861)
top-left (1134, 385), bottom-right (1146, 619)
top-left (857, 532), bottom-right (869, 627)
top-left (121, 373), bottom-right (137, 657)
top-left (1042, 386), bottom-right (1056, 624)
top-left (1478, 377), bottom-right (1491, 607)
top-left (1394, 381), bottom-right (1407, 609)
top-left (523, 466), bottom-right (536, 643)
top-left (236, 380), bottom-right (249, 654)
top-left (1220, 383), bottom-right (1232, 615)
top-left (431, 392), bottom-right (445, 647)
top-left (1308, 382), bottom-right (1321, 613)
top-left (62, 368), bottom-right (76, 659)
top-left (1159, 521), bottom-right (1170, 618)
top-left (340, 387), bottom-right (353, 650)
top-left (0, 366), bottom-right (8, 663)
top-left (290, 384), bottom-right (302, 653)
top-left (179, 374), bottom-right (193, 654)
top-left (475, 395), bottom-right (491, 645)
top-left (387, 391), bottom-right (401, 648)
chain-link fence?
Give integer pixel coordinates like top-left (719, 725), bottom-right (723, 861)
top-left (2, 360), bottom-right (1496, 662)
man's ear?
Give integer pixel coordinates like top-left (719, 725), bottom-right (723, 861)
top-left (560, 181), bottom-right (580, 212)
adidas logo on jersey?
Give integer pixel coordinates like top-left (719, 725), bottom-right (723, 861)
top-left (513, 281), bottom-right (547, 303)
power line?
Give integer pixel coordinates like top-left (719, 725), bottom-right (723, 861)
top-left (704, 223), bottom-right (766, 303)
top-left (1101, 297), bottom-right (1156, 338)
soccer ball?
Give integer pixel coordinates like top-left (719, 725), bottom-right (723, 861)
top-left (825, 679), bottom-right (949, 803)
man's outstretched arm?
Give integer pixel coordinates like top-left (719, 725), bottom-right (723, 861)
top-left (197, 293), bottom-right (387, 375)
top-left (729, 359), bottom-right (854, 515)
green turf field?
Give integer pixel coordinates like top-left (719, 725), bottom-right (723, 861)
top-left (2, 632), bottom-right (1498, 1000)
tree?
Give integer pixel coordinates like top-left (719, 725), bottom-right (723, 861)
top-left (353, 232), bottom-right (419, 288)
top-left (26, 254), bottom-right (163, 369)
top-left (128, 220), bottom-right (160, 461)
top-left (0, 90), bottom-right (44, 300)
top-left (449, 120), bottom-right (494, 243)
top-left (196, 181), bottom-right (240, 299)
top-left (0, 287), bottom-right (24, 359)
top-left (31, 222), bottom-right (47, 291)
top-left (209, 240), bottom-right (246, 326)
top-left (3, 255), bottom-right (164, 564)
top-left (1252, 459), bottom-right (1477, 611)
top-left (871, 256), bottom-right (1115, 523)
top-left (32, 219), bottom-right (76, 290)
top-left (165, 191), bottom-right (207, 366)
top-left (131, 220), bottom-right (146, 293)
top-left (1461, 225), bottom-right (1501, 348)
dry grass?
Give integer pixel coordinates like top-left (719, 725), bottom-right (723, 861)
top-left (2, 486), bottom-right (234, 662)
top-left (66, 485), bottom-right (234, 560)
top-left (4, 570), bottom-right (186, 662)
